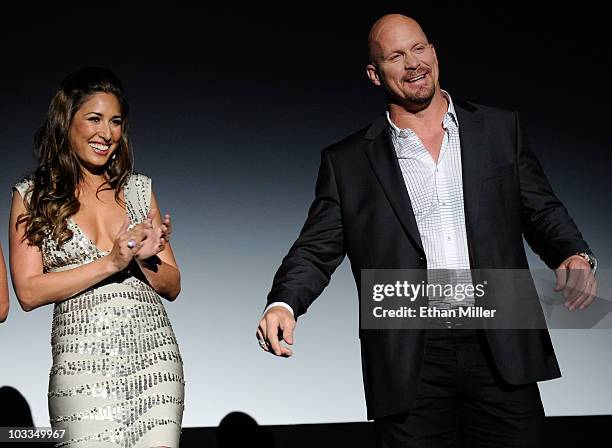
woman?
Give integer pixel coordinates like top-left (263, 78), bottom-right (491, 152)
top-left (9, 67), bottom-right (184, 447)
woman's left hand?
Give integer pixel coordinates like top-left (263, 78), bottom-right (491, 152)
top-left (161, 213), bottom-right (172, 244)
top-left (133, 209), bottom-right (168, 261)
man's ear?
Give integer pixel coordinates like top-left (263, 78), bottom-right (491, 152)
top-left (431, 45), bottom-right (438, 64)
top-left (366, 64), bottom-right (381, 86)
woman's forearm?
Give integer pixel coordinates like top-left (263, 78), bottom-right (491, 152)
top-left (136, 257), bottom-right (181, 301)
top-left (0, 296), bottom-right (8, 322)
top-left (16, 256), bottom-right (119, 311)
top-left (0, 267), bottom-right (9, 322)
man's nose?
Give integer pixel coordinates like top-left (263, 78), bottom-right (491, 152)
top-left (403, 53), bottom-right (420, 70)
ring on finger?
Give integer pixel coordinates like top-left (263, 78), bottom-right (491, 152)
top-left (127, 238), bottom-right (137, 249)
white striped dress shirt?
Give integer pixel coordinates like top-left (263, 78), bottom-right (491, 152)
top-left (387, 92), bottom-right (474, 308)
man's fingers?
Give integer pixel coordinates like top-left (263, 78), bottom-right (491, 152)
top-left (567, 290), bottom-right (587, 311)
top-left (281, 320), bottom-right (295, 345)
top-left (256, 327), bottom-right (269, 352)
top-left (567, 276), bottom-right (589, 310)
top-left (258, 319), bottom-right (266, 341)
top-left (554, 267), bottom-right (567, 292)
top-left (273, 315), bottom-right (295, 356)
top-left (266, 328), bottom-right (282, 356)
top-left (256, 308), bottom-right (297, 357)
top-left (278, 345), bottom-right (293, 357)
top-left (576, 277), bottom-right (598, 310)
top-left (259, 311), bottom-right (295, 357)
top-left (261, 314), bottom-right (282, 355)
top-left (578, 279), bottom-right (598, 310)
top-left (563, 268), bottom-right (579, 303)
top-left (565, 269), bottom-right (588, 307)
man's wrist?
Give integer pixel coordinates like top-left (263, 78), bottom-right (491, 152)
top-left (574, 252), bottom-right (597, 275)
top-left (264, 302), bottom-right (294, 316)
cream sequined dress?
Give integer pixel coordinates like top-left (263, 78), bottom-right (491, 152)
top-left (14, 173), bottom-right (184, 448)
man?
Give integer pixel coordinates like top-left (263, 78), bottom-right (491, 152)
top-left (257, 14), bottom-right (597, 447)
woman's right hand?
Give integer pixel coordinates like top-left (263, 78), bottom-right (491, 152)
top-left (108, 216), bottom-right (148, 272)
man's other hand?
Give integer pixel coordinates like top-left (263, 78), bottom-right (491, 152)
top-left (554, 255), bottom-right (598, 311)
top-left (257, 306), bottom-right (296, 357)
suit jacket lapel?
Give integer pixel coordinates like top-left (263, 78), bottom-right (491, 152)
top-left (454, 101), bottom-right (485, 239)
top-left (363, 116), bottom-right (425, 255)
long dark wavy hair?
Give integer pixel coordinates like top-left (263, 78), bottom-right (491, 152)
top-left (17, 66), bottom-right (133, 247)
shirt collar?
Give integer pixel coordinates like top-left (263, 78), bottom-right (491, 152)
top-left (386, 90), bottom-right (459, 141)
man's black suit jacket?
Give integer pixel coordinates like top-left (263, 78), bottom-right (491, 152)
top-left (266, 99), bottom-right (591, 419)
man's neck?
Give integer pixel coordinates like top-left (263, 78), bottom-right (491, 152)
top-left (388, 89), bottom-right (448, 134)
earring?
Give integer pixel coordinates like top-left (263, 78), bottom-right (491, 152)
top-left (111, 152), bottom-right (117, 161)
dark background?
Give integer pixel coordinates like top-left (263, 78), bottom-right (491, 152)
top-left (1, 3), bottom-right (610, 427)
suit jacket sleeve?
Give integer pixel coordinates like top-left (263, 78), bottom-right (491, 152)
top-left (266, 149), bottom-right (346, 317)
top-left (516, 111), bottom-right (592, 269)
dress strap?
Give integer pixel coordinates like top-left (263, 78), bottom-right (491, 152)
top-left (123, 173), bottom-right (152, 225)
top-left (12, 178), bottom-right (34, 203)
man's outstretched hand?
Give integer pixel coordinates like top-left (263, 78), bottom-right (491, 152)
top-left (555, 255), bottom-right (598, 311)
top-left (257, 306), bottom-right (296, 357)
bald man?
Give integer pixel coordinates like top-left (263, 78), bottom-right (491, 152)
top-left (257, 14), bottom-right (597, 447)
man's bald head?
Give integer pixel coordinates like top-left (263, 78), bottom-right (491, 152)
top-left (365, 14), bottom-right (440, 110)
top-left (368, 14), bottom-right (429, 63)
